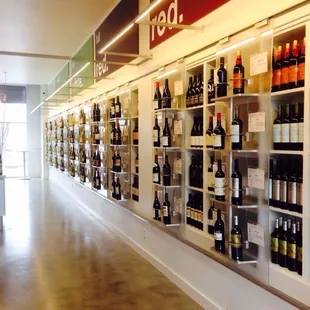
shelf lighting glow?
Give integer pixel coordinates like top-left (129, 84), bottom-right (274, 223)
top-left (216, 37), bottom-right (256, 55)
top-left (157, 69), bottom-right (178, 79)
top-left (135, 0), bottom-right (162, 23)
top-left (261, 30), bottom-right (272, 37)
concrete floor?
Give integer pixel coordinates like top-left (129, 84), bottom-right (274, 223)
top-left (0, 179), bottom-right (202, 310)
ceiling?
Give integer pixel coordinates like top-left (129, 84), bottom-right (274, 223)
top-left (0, 0), bottom-right (119, 85)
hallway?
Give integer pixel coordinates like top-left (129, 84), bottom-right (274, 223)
top-left (0, 179), bottom-right (201, 310)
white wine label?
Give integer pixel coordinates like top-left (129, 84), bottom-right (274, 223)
top-left (115, 106), bottom-right (120, 113)
top-left (205, 134), bottom-right (213, 148)
top-left (96, 179), bottom-right (99, 186)
top-left (232, 177), bottom-right (239, 198)
top-left (153, 173), bottom-right (159, 183)
top-left (215, 177), bottom-right (225, 188)
top-left (198, 136), bottom-right (204, 147)
top-left (153, 130), bottom-right (159, 142)
top-left (95, 134), bottom-right (100, 140)
top-left (116, 187), bottom-right (120, 195)
top-left (288, 182), bottom-right (297, 204)
top-left (153, 101), bottom-right (159, 110)
top-left (272, 180), bottom-right (280, 201)
top-left (194, 136), bottom-right (199, 147)
top-left (194, 211), bottom-right (198, 221)
top-left (110, 133), bottom-right (114, 140)
top-left (273, 124), bottom-right (281, 143)
top-left (187, 208), bottom-right (191, 217)
top-left (207, 219), bottom-right (214, 226)
top-left (215, 187), bottom-right (225, 196)
top-left (214, 135), bottom-right (222, 148)
top-left (190, 209), bottom-right (195, 219)
top-left (297, 183), bottom-right (303, 205)
top-left (197, 212), bottom-right (202, 222)
top-left (280, 181), bottom-right (287, 202)
top-left (162, 136), bottom-right (169, 147)
top-left (111, 107), bottom-right (115, 115)
top-left (214, 232), bottom-right (222, 241)
top-left (231, 124), bottom-right (240, 143)
top-left (269, 179), bottom-right (272, 199)
top-left (190, 136), bottom-right (195, 146)
top-left (163, 206), bottom-right (168, 217)
top-left (281, 123), bottom-right (289, 143)
top-left (298, 123), bottom-right (304, 143)
top-left (289, 123), bottom-right (298, 143)
top-left (208, 172), bottom-right (213, 187)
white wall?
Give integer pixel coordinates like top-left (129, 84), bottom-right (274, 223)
top-left (26, 85), bottom-right (41, 178)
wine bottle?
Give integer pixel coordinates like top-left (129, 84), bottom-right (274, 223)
top-left (189, 156), bottom-right (197, 187)
top-left (197, 157), bottom-right (203, 189)
top-left (217, 57), bottom-right (227, 97)
top-left (272, 160), bottom-right (281, 208)
top-left (192, 76), bottom-right (198, 107)
top-left (116, 123), bottom-right (122, 145)
top-left (288, 222), bottom-right (297, 272)
top-left (135, 154), bottom-right (139, 174)
top-left (296, 159), bottom-right (303, 214)
top-left (297, 37), bottom-right (305, 87)
top-left (213, 112), bottom-right (225, 150)
top-left (93, 103), bottom-right (96, 122)
top-left (186, 77), bottom-right (193, 108)
top-left (207, 202), bottom-right (214, 235)
top-left (279, 220), bottom-right (288, 268)
top-left (197, 194), bottom-right (203, 231)
top-left (281, 104), bottom-right (290, 150)
top-left (233, 51), bottom-right (245, 94)
top-left (195, 75), bottom-right (201, 106)
top-left (231, 106), bottom-right (243, 150)
top-left (115, 96), bottom-right (121, 118)
top-left (198, 116), bottom-right (203, 148)
top-left (111, 122), bottom-right (116, 145)
top-left (190, 117), bottom-right (197, 148)
top-left (132, 176), bottom-right (137, 201)
top-left (269, 159), bottom-right (274, 206)
top-left (111, 176), bottom-right (116, 199)
top-left (115, 177), bottom-right (121, 200)
top-left (162, 118), bottom-right (171, 147)
top-left (214, 209), bottom-right (225, 253)
top-left (208, 69), bottom-right (215, 103)
top-left (279, 158), bottom-right (288, 210)
top-left (198, 73), bottom-right (204, 105)
top-left (215, 160), bottom-right (225, 201)
top-left (163, 79), bottom-right (171, 109)
top-left (92, 168), bottom-right (97, 187)
top-left (289, 40), bottom-right (299, 89)
top-left (273, 105), bottom-right (282, 150)
top-left (163, 193), bottom-right (171, 225)
top-left (115, 152), bottom-right (121, 173)
top-left (97, 103), bottom-right (101, 122)
top-left (153, 191), bottom-right (161, 221)
top-left (231, 159), bottom-right (242, 205)
top-left (281, 43), bottom-right (290, 90)
top-left (95, 170), bottom-right (101, 190)
top-left (153, 155), bottom-right (160, 184)
top-left (288, 161), bottom-right (297, 212)
top-left (112, 151), bottom-right (116, 172)
top-left (186, 194), bottom-right (192, 225)
top-left (80, 166), bottom-right (86, 183)
top-left (96, 151), bottom-right (101, 168)
top-left (271, 218), bottom-right (279, 264)
top-left (231, 216), bottom-right (243, 261)
top-left (296, 221), bottom-right (302, 275)
top-left (297, 102), bottom-right (304, 151)
top-left (110, 98), bottom-right (115, 119)
top-left (153, 81), bottom-right (162, 110)
top-left (94, 125), bottom-right (100, 145)
top-left (153, 117), bottom-right (161, 147)
top-left (289, 104), bottom-right (298, 150)
top-left (272, 46), bottom-right (282, 92)
top-left (207, 156), bottom-right (214, 192)
top-left (206, 116), bottom-right (214, 149)
top-left (163, 156), bottom-right (171, 186)
top-left (133, 121), bottom-right (139, 145)
top-left (191, 194), bottom-right (197, 228)
top-left (279, 217), bottom-right (283, 233)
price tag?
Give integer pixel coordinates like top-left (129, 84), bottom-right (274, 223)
top-left (174, 80), bottom-right (184, 96)
top-left (250, 52), bottom-right (268, 76)
top-left (248, 168), bottom-right (265, 190)
top-left (173, 158), bottom-right (182, 174)
top-left (174, 120), bottom-right (183, 135)
top-left (248, 222), bottom-right (265, 247)
top-left (249, 112), bottom-right (265, 132)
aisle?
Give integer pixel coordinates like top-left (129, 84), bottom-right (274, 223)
top-left (0, 179), bottom-right (201, 310)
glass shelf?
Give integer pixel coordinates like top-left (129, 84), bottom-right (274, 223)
top-left (186, 146), bottom-right (203, 151)
top-left (210, 247), bottom-right (258, 265)
top-left (271, 87), bottom-right (304, 98)
top-left (110, 196), bottom-right (128, 203)
top-left (153, 183), bottom-right (182, 189)
top-left (185, 105), bottom-right (203, 111)
top-left (185, 185), bottom-right (204, 192)
top-left (110, 144), bottom-right (129, 148)
top-left (214, 93), bottom-right (259, 102)
top-left (152, 147), bottom-right (181, 151)
top-left (109, 117), bottom-right (129, 122)
top-left (269, 206), bottom-right (303, 218)
top-left (210, 198), bottom-right (257, 209)
top-left (110, 170), bottom-right (130, 175)
top-left (153, 108), bottom-right (181, 113)
top-left (270, 150), bottom-right (303, 155)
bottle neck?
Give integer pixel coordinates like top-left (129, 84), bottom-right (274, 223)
top-left (234, 107), bottom-right (239, 119)
top-left (218, 161), bottom-right (222, 171)
top-left (236, 55), bottom-right (242, 65)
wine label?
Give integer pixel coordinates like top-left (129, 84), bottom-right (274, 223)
top-left (297, 183), bottom-right (303, 205)
top-left (289, 123), bottom-right (298, 143)
top-left (281, 67), bottom-right (289, 85)
top-left (162, 136), bottom-right (169, 147)
top-left (116, 187), bottom-right (120, 195)
top-left (271, 237), bottom-right (278, 252)
top-left (289, 65), bottom-right (298, 83)
top-left (153, 130), bottom-right (159, 142)
top-left (110, 133), bottom-right (114, 140)
top-left (272, 180), bottom-right (280, 201)
top-left (279, 240), bottom-right (287, 256)
top-left (281, 123), bottom-right (289, 143)
top-left (215, 177), bottom-right (225, 188)
top-left (273, 69), bottom-right (281, 86)
top-left (95, 134), bottom-right (100, 140)
top-left (190, 136), bottom-right (196, 146)
top-left (197, 212), bottom-right (203, 223)
top-left (96, 179), bottom-right (100, 187)
top-left (214, 232), bottom-right (223, 241)
top-left (207, 219), bottom-right (214, 226)
top-left (153, 173), bottom-right (159, 183)
top-left (187, 207), bottom-right (191, 218)
top-left (213, 135), bottom-right (222, 148)
top-left (208, 172), bottom-right (213, 188)
top-left (297, 246), bottom-right (302, 262)
top-left (215, 187), bottom-right (225, 196)
top-left (273, 124), bottom-right (281, 143)
top-left (194, 136), bottom-right (199, 147)
top-left (116, 159), bottom-right (121, 166)
top-left (298, 123), bottom-right (304, 143)
top-left (288, 243), bottom-right (296, 259)
top-left (280, 180), bottom-right (287, 202)
top-left (115, 133), bottom-right (119, 140)
top-left (231, 124), bottom-right (240, 143)
top-left (233, 73), bottom-right (243, 89)
top-left (133, 132), bottom-right (139, 140)
top-left (110, 107), bottom-right (115, 115)
top-left (163, 206), bottom-right (168, 217)
top-left (288, 182), bottom-right (297, 204)
top-left (153, 100), bottom-right (159, 110)
top-left (269, 179), bottom-right (272, 199)
top-left (231, 177), bottom-right (239, 198)
top-left (115, 105), bottom-right (120, 113)
top-left (231, 234), bottom-right (242, 248)
top-left (205, 134), bottom-right (213, 148)
top-left (298, 63), bottom-right (305, 81)
top-left (194, 211), bottom-right (198, 221)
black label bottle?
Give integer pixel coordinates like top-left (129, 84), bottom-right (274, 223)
top-left (115, 96), bottom-right (121, 118)
top-left (153, 117), bottom-right (161, 147)
top-left (288, 161), bottom-right (297, 212)
top-left (153, 191), bottom-right (161, 221)
top-left (163, 156), bottom-right (171, 186)
top-left (231, 216), bottom-right (243, 261)
top-left (152, 155), bottom-right (160, 184)
top-left (271, 218), bottom-right (279, 264)
top-left (279, 220), bottom-right (288, 268)
top-left (206, 116), bottom-right (214, 149)
top-left (231, 159), bottom-right (242, 205)
top-left (208, 69), bottom-right (215, 103)
top-left (213, 112), bottom-right (225, 150)
top-left (115, 177), bottom-right (121, 200)
top-left (296, 221), bottom-right (302, 275)
top-left (162, 193), bottom-right (171, 225)
top-left (272, 160), bottom-right (281, 208)
top-left (186, 76), bottom-right (193, 108)
top-left (214, 209), bottom-right (225, 253)
top-left (217, 57), bottom-right (227, 97)
top-left (215, 160), bottom-right (225, 201)
top-left (110, 98), bottom-right (115, 119)
top-left (207, 202), bottom-right (214, 235)
top-left (288, 222), bottom-right (297, 272)
top-left (279, 158), bottom-right (288, 210)
top-left (198, 73), bottom-right (204, 105)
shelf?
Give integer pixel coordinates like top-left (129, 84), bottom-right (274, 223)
top-left (185, 105), bottom-right (203, 111)
top-left (153, 183), bottom-right (182, 189)
top-left (131, 172), bottom-right (139, 176)
top-left (270, 150), bottom-right (303, 155)
top-left (130, 116), bottom-right (139, 119)
top-left (185, 185), bottom-right (204, 192)
top-left (211, 198), bottom-right (257, 209)
top-left (110, 196), bottom-right (128, 203)
top-left (153, 108), bottom-right (181, 113)
top-left (110, 144), bottom-right (129, 148)
top-left (152, 147), bottom-right (181, 151)
top-left (91, 121), bottom-right (105, 125)
top-left (269, 206), bottom-right (303, 218)
top-left (271, 87), bottom-right (304, 98)
top-left (92, 165), bottom-right (102, 169)
top-left (206, 148), bottom-right (258, 153)
top-left (109, 117), bottom-right (129, 122)
top-left (110, 170), bottom-right (130, 175)
top-left (206, 103), bottom-right (216, 108)
top-left (214, 93), bottom-right (259, 102)
top-left (186, 146), bottom-right (204, 151)
top-left (206, 190), bottom-right (215, 195)
top-left (210, 247), bottom-right (257, 265)
top-left (187, 225), bottom-right (214, 242)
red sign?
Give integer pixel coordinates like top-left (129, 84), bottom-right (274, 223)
top-left (150, 0), bottom-right (229, 49)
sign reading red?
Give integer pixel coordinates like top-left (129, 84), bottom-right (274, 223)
top-left (150, 0), bottom-right (229, 49)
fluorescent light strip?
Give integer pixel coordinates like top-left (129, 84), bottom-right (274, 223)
top-left (157, 69), bottom-right (178, 79)
top-left (216, 37), bottom-right (256, 55)
top-left (30, 62), bottom-right (90, 114)
top-left (261, 30), bottom-right (272, 37)
top-left (135, 0), bottom-right (162, 23)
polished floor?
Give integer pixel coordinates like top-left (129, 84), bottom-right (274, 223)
top-left (0, 179), bottom-right (201, 310)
